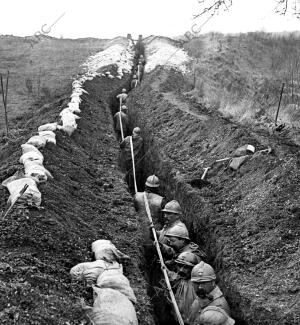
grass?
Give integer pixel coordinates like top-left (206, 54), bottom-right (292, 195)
top-left (0, 35), bottom-right (109, 131)
top-left (183, 31), bottom-right (300, 127)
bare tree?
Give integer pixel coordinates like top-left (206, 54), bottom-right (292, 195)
top-left (193, 0), bottom-right (300, 20)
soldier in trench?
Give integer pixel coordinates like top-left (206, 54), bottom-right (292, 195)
top-left (120, 127), bottom-right (144, 195)
top-left (116, 88), bottom-right (128, 106)
top-left (113, 105), bottom-right (129, 141)
top-left (166, 251), bottom-right (199, 324)
top-left (134, 175), bottom-right (166, 260)
top-left (131, 74), bottom-right (139, 90)
top-left (188, 261), bottom-right (231, 325)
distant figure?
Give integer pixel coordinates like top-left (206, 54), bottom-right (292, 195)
top-left (120, 127), bottom-right (144, 194)
top-left (131, 75), bottom-right (139, 90)
top-left (113, 105), bottom-right (129, 141)
top-left (116, 88), bottom-right (128, 106)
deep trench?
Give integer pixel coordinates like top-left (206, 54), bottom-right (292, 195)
top-left (106, 47), bottom-right (248, 324)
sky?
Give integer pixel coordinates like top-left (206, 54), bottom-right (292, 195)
top-left (0, 0), bottom-right (299, 39)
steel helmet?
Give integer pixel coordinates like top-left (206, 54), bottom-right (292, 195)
top-left (122, 88), bottom-right (126, 93)
top-left (162, 200), bottom-right (182, 214)
top-left (165, 224), bottom-right (190, 241)
top-left (145, 175), bottom-right (159, 187)
top-left (175, 252), bottom-right (199, 267)
top-left (191, 261), bottom-right (216, 282)
top-left (199, 306), bottom-right (235, 325)
top-left (132, 127), bottom-right (141, 135)
top-left (133, 74), bottom-right (137, 78)
top-left (121, 105), bottom-right (127, 110)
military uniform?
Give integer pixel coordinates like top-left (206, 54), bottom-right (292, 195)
top-left (188, 286), bottom-right (231, 324)
top-left (113, 111), bottom-right (129, 141)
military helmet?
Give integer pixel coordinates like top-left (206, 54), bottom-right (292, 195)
top-left (121, 105), bottom-right (127, 111)
top-left (145, 175), bottom-right (160, 188)
top-left (191, 261), bottom-right (216, 282)
top-left (165, 224), bottom-right (190, 241)
top-left (122, 88), bottom-right (126, 93)
top-left (162, 200), bottom-right (182, 214)
top-left (175, 252), bottom-right (199, 267)
top-left (133, 127), bottom-right (141, 135)
top-left (199, 306), bottom-right (235, 325)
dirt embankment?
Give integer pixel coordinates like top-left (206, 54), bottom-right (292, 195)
top-left (127, 67), bottom-right (300, 324)
top-left (0, 70), bottom-right (155, 324)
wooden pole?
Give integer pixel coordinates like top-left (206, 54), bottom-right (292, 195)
top-left (275, 83), bottom-right (285, 126)
top-left (129, 136), bottom-right (138, 194)
top-left (143, 193), bottom-right (185, 325)
top-left (0, 74), bottom-right (9, 135)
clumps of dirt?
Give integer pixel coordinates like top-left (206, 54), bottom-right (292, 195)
top-left (0, 72), bottom-right (155, 324)
top-left (127, 67), bottom-right (300, 324)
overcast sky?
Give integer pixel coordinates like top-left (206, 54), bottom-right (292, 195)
top-left (0, 0), bottom-right (299, 39)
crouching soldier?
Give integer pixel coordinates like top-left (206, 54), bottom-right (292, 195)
top-left (188, 262), bottom-right (231, 325)
top-left (160, 224), bottom-right (206, 269)
top-left (167, 252), bottom-right (199, 324)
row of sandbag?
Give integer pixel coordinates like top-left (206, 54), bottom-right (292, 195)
top-left (1, 73), bottom-right (91, 208)
top-left (70, 240), bottom-right (138, 325)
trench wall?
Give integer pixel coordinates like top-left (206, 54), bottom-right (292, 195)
top-left (126, 69), bottom-right (300, 324)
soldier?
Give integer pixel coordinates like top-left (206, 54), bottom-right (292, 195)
top-left (134, 175), bottom-right (165, 259)
top-left (120, 127), bottom-right (144, 194)
top-left (131, 75), bottom-right (139, 90)
top-left (116, 88), bottom-right (128, 106)
top-left (134, 175), bottom-right (165, 224)
top-left (139, 54), bottom-right (146, 66)
top-left (160, 224), bottom-right (206, 266)
top-left (188, 262), bottom-right (231, 325)
top-left (113, 105), bottom-right (129, 141)
top-left (196, 306), bottom-right (235, 325)
top-left (167, 252), bottom-right (199, 324)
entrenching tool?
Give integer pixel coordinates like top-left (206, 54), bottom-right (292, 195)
top-left (2, 183), bottom-right (29, 221)
top-left (201, 167), bottom-right (211, 180)
top-left (143, 192), bottom-right (185, 325)
top-left (129, 136), bottom-right (138, 194)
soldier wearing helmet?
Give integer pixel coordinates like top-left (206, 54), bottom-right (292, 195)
top-left (165, 252), bottom-right (199, 324)
top-left (134, 175), bottom-right (165, 223)
top-left (197, 306), bottom-right (235, 325)
top-left (188, 262), bottom-right (231, 324)
top-left (120, 127), bottom-right (144, 194)
top-left (131, 74), bottom-right (139, 90)
top-left (160, 222), bottom-right (206, 265)
top-left (116, 88), bottom-right (128, 106)
top-left (113, 105), bottom-right (129, 141)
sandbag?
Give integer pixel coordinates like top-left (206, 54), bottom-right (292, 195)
top-left (38, 122), bottom-right (58, 132)
top-left (26, 135), bottom-right (47, 148)
top-left (229, 156), bottom-right (249, 171)
top-left (87, 287), bottom-right (138, 325)
top-left (96, 271), bottom-right (136, 303)
top-left (91, 240), bottom-right (130, 263)
top-left (67, 102), bottom-right (81, 113)
top-left (233, 144), bottom-right (255, 157)
top-left (38, 130), bottom-right (56, 145)
top-left (21, 143), bottom-right (42, 155)
top-left (24, 161), bottom-right (53, 183)
top-left (57, 124), bottom-right (77, 136)
top-left (2, 173), bottom-right (41, 206)
top-left (70, 260), bottom-right (123, 285)
top-left (20, 151), bottom-right (44, 165)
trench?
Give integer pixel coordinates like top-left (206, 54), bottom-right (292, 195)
top-left (106, 47), bottom-right (247, 324)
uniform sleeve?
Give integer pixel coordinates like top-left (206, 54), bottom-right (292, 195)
top-left (160, 243), bottom-right (176, 259)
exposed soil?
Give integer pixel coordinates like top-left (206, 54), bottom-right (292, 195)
top-left (127, 67), bottom-right (300, 325)
top-left (0, 70), bottom-right (155, 325)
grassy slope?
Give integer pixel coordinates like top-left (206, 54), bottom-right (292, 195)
top-left (184, 32), bottom-right (300, 129)
top-left (0, 35), bottom-right (109, 131)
